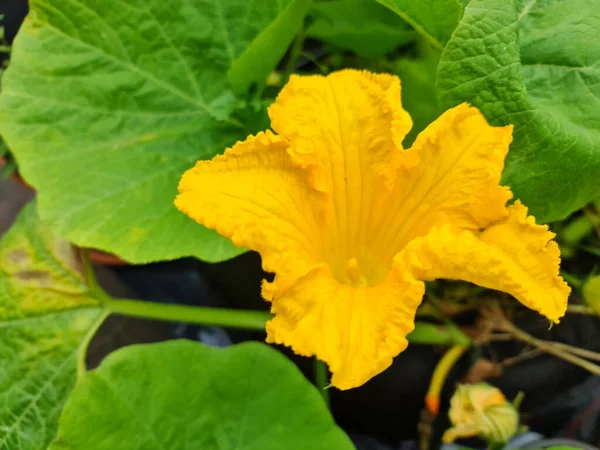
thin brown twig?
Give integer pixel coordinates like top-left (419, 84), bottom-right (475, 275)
top-left (505, 324), bottom-right (600, 374)
top-left (489, 333), bottom-right (514, 341)
top-left (567, 304), bottom-right (597, 315)
top-left (548, 340), bottom-right (600, 362)
top-left (481, 306), bottom-right (600, 376)
top-left (500, 348), bottom-right (543, 367)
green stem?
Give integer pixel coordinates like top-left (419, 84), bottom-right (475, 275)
top-left (81, 248), bottom-right (103, 294)
top-left (300, 50), bottom-right (329, 74)
top-left (77, 311), bottom-right (109, 380)
top-left (283, 25), bottom-right (305, 81)
top-left (82, 249), bottom-right (270, 332)
top-left (103, 297), bottom-right (271, 331)
top-left (425, 345), bottom-right (469, 415)
top-left (314, 358), bottom-right (330, 408)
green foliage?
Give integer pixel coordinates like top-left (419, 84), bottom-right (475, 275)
top-left (437, 0), bottom-right (600, 223)
top-left (0, 15), bottom-right (10, 54)
top-left (49, 341), bottom-right (354, 450)
top-left (583, 274), bottom-right (600, 316)
top-left (0, 16), bottom-right (14, 179)
top-left (306, 0), bottom-right (416, 59)
top-left (0, 202), bottom-right (105, 450)
top-left (0, 203), bottom-right (351, 449)
top-left (408, 322), bottom-right (471, 346)
top-left (393, 43), bottom-right (441, 146)
top-left (0, 140), bottom-right (15, 179)
top-left (229, 0), bottom-right (312, 95)
top-left (375, 0), bottom-right (464, 50)
top-left (0, 0), bottom-right (297, 264)
top-left (0, 1), bottom-right (598, 447)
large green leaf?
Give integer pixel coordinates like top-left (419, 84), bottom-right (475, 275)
top-left (0, 202), bottom-right (105, 450)
top-left (306, 0), bottom-right (416, 59)
top-left (228, 0), bottom-right (312, 95)
top-left (375, 0), bottom-right (463, 51)
top-left (0, 0), bottom-right (294, 264)
top-left (437, 0), bottom-right (600, 222)
top-left (50, 341), bottom-right (355, 450)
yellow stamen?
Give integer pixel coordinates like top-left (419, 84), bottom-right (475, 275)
top-left (345, 258), bottom-right (362, 284)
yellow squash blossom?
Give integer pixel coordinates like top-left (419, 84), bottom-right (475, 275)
top-left (175, 70), bottom-right (570, 390)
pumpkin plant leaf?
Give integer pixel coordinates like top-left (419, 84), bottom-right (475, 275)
top-left (49, 341), bottom-right (355, 450)
top-left (437, 0), bottom-right (600, 223)
top-left (0, 202), bottom-right (106, 450)
top-left (375, 0), bottom-right (463, 51)
top-left (306, 0), bottom-right (416, 59)
top-left (228, 0), bottom-right (312, 96)
top-left (0, 0), bottom-right (294, 264)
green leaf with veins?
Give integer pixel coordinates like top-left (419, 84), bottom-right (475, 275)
top-left (437, 0), bottom-right (600, 223)
top-left (375, 0), bottom-right (463, 51)
top-left (306, 0), bottom-right (416, 59)
top-left (0, 202), bottom-right (106, 450)
top-left (50, 341), bottom-right (354, 450)
top-left (0, 0), bottom-right (293, 264)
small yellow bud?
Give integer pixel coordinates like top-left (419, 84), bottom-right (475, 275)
top-left (442, 383), bottom-right (519, 445)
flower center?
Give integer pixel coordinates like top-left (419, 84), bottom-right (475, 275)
top-left (343, 258), bottom-right (368, 287)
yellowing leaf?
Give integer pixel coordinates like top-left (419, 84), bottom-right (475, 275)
top-left (0, 202), bottom-right (105, 449)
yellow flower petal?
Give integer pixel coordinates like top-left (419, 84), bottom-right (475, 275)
top-left (175, 130), bottom-right (324, 284)
top-left (371, 104), bottom-right (514, 265)
top-left (442, 424), bottom-right (483, 443)
top-left (269, 70), bottom-right (414, 194)
top-left (268, 70), bottom-right (416, 281)
top-left (266, 201), bottom-right (566, 389)
top-left (266, 264), bottom-right (424, 390)
top-left (400, 201), bottom-right (570, 322)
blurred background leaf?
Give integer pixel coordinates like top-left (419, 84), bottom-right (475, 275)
top-left (375, 0), bottom-right (463, 51)
top-left (306, 0), bottom-right (416, 59)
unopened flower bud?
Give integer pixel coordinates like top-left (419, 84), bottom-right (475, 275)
top-left (442, 383), bottom-right (519, 445)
